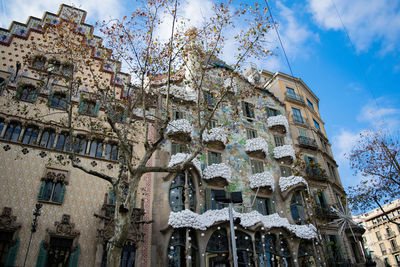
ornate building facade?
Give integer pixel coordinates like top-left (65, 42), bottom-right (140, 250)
top-left (0, 5), bottom-right (153, 267)
top-left (256, 69), bottom-right (366, 266)
top-left (0, 4), bottom-right (366, 267)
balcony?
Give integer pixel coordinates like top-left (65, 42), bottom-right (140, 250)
top-left (298, 136), bottom-right (318, 150)
top-left (306, 165), bottom-right (328, 181)
top-left (316, 207), bottom-right (338, 219)
top-left (286, 92), bottom-right (305, 105)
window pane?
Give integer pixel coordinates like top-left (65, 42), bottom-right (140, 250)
top-left (299, 129), bottom-right (307, 137)
top-left (251, 160), bottom-right (264, 174)
top-left (96, 141), bottom-right (103, 158)
top-left (246, 128), bottom-right (257, 139)
top-left (52, 182), bottom-right (63, 202)
top-left (292, 108), bottom-right (304, 123)
top-left (89, 140), bottom-right (98, 157)
top-left (274, 135), bottom-right (284, 147)
top-left (56, 134), bottom-right (66, 150)
top-left (0, 118), bottom-right (4, 135)
top-left (313, 119), bottom-right (320, 130)
top-left (280, 166), bottom-right (292, 177)
top-left (43, 180), bottom-right (53, 201)
top-left (208, 151), bottom-right (222, 165)
top-left (307, 99), bottom-right (314, 109)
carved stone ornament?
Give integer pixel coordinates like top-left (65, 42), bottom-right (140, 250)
top-left (41, 168), bottom-right (69, 184)
top-left (0, 207), bottom-right (21, 243)
top-left (0, 207), bottom-right (21, 232)
top-left (45, 214), bottom-right (80, 251)
top-left (96, 204), bottom-right (145, 245)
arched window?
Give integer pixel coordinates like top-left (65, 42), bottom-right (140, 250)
top-left (259, 233), bottom-right (281, 266)
top-left (89, 139), bottom-right (104, 158)
top-left (73, 135), bottom-right (87, 155)
top-left (105, 143), bottom-right (119, 160)
top-left (167, 229), bottom-right (184, 267)
top-left (290, 191), bottom-right (306, 224)
top-left (55, 132), bottom-right (71, 151)
top-left (167, 229), bottom-right (199, 267)
top-left (236, 231), bottom-right (254, 267)
top-left (0, 118), bottom-right (5, 136)
top-left (298, 240), bottom-right (315, 267)
top-left (3, 121), bottom-right (22, 142)
top-left (38, 180), bottom-right (66, 203)
top-left (279, 235), bottom-right (293, 267)
top-left (206, 229), bottom-right (229, 266)
top-left (22, 125), bottom-right (39, 145)
top-left (169, 172), bottom-right (196, 212)
top-left (39, 129), bottom-right (56, 148)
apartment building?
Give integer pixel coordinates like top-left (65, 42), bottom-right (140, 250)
top-left (251, 69), bottom-right (366, 266)
top-left (0, 5), bottom-right (152, 266)
top-left (354, 199), bottom-right (400, 267)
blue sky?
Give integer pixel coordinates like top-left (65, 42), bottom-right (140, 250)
top-left (1, 0), bottom-right (399, 191)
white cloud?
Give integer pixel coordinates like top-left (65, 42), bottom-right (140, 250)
top-left (0, 0), bottom-right (123, 30)
top-left (308, 0), bottom-right (400, 53)
top-left (253, 1), bottom-right (318, 72)
top-left (357, 98), bottom-right (400, 130)
top-left (333, 129), bottom-right (361, 164)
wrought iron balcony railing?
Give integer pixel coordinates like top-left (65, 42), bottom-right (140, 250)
top-left (298, 136), bottom-right (318, 149)
top-left (286, 92), bottom-right (305, 105)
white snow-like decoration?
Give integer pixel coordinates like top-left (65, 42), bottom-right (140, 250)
top-left (168, 209), bottom-right (317, 239)
top-left (249, 171), bottom-right (274, 191)
top-left (159, 84), bottom-right (197, 102)
top-left (166, 119), bottom-right (194, 136)
top-left (279, 176), bottom-right (308, 192)
top-left (245, 137), bottom-right (269, 156)
top-left (267, 115), bottom-right (289, 132)
top-left (203, 127), bottom-right (228, 144)
top-left (168, 153), bottom-right (202, 175)
top-left (273, 145), bottom-right (296, 161)
top-left (203, 163), bottom-right (232, 183)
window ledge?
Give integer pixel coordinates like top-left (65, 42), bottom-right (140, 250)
top-left (38, 200), bottom-right (62, 205)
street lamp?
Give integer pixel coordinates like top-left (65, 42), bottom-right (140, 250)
top-left (23, 203), bottom-right (43, 267)
top-left (215, 190), bottom-right (243, 267)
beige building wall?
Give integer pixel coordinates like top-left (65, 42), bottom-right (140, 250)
top-left (0, 4), bottom-right (152, 267)
top-left (261, 70), bottom-right (365, 266)
top-left (354, 199), bottom-right (400, 267)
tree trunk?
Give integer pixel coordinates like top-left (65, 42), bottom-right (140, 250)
top-left (106, 211), bottom-right (130, 267)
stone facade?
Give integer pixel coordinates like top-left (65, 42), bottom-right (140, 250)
top-left (354, 199), bottom-right (400, 267)
top-left (0, 5), bottom-right (152, 267)
top-left (258, 70), bottom-right (366, 266)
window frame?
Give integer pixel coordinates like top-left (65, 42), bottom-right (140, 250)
top-left (3, 121), bottom-right (22, 142)
top-left (89, 139), bottom-right (104, 158)
top-left (251, 159), bottom-right (264, 174)
top-left (291, 107), bottom-right (304, 123)
top-left (18, 84), bottom-right (38, 102)
top-left (273, 135), bottom-right (284, 147)
top-left (246, 128), bottom-right (258, 139)
top-left (307, 98), bottom-right (314, 110)
top-left (73, 135), bottom-right (87, 155)
top-left (313, 119), bottom-right (321, 130)
top-left (55, 132), bottom-right (71, 151)
top-left (207, 151), bottom-right (222, 165)
top-left (50, 92), bottom-right (67, 110)
top-left (22, 125), bottom-right (39, 145)
top-left (39, 128), bottom-right (56, 148)
top-left (104, 143), bottom-right (119, 161)
top-left (242, 101), bottom-right (255, 119)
